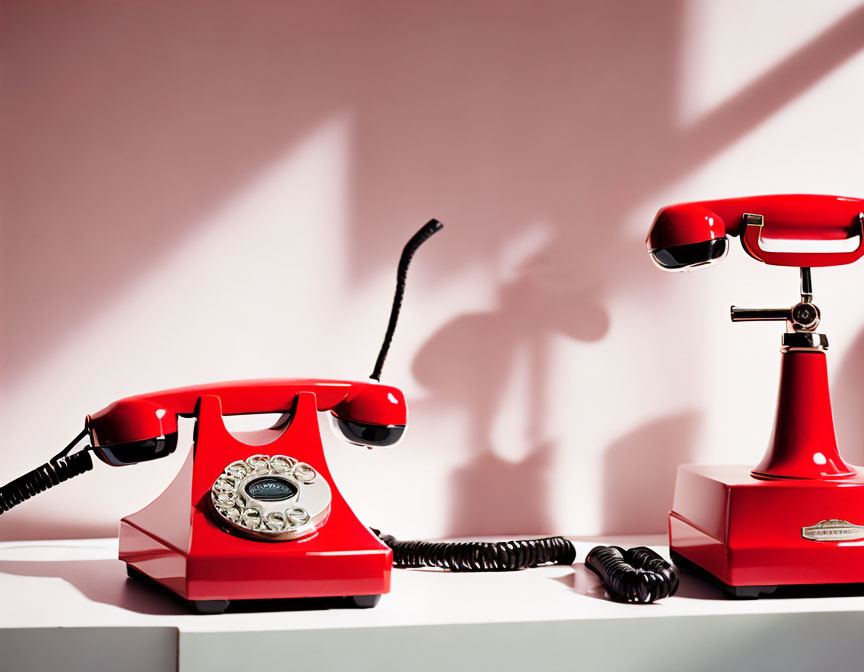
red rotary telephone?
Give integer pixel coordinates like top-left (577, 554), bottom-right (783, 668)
top-left (0, 221), bottom-right (440, 613)
top-left (648, 194), bottom-right (864, 597)
top-left (95, 379), bottom-right (406, 613)
top-left (0, 220), bottom-right (576, 613)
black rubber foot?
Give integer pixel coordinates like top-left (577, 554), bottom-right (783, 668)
top-left (349, 594), bottom-right (382, 608)
top-left (669, 550), bottom-right (691, 573)
top-left (191, 599), bottom-right (231, 615)
top-left (670, 551), bottom-right (778, 599)
top-left (126, 564), bottom-right (146, 581)
top-left (723, 584), bottom-right (778, 599)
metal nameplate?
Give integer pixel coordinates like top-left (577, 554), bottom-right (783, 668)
top-left (801, 519), bottom-right (864, 541)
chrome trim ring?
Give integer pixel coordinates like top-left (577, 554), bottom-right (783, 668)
top-left (781, 331), bottom-right (829, 352)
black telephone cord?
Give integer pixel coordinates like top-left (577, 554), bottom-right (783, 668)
top-left (374, 529), bottom-right (576, 571)
top-left (585, 544), bottom-right (679, 603)
top-left (369, 220), bottom-right (576, 573)
top-left (370, 218), bottom-right (443, 381)
top-left (0, 429), bottom-right (93, 515)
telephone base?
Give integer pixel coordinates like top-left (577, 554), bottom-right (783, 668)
top-left (119, 513), bottom-right (391, 610)
top-left (670, 463), bottom-right (864, 595)
top-left (124, 560), bottom-right (382, 613)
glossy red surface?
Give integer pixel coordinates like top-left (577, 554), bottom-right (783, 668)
top-left (670, 464), bottom-right (864, 587)
top-left (118, 390), bottom-right (392, 603)
top-left (88, 379), bottom-right (406, 447)
top-left (754, 350), bottom-right (854, 479)
top-left (651, 194), bottom-right (864, 589)
top-left (668, 349), bottom-right (864, 588)
top-left (647, 194), bottom-right (864, 267)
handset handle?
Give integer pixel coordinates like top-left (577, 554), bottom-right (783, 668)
top-left (87, 379), bottom-right (406, 448)
top-left (648, 195), bottom-right (864, 270)
top-left (740, 211), bottom-right (864, 267)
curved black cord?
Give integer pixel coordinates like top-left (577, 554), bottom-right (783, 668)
top-left (0, 429), bottom-right (93, 515)
top-left (374, 529), bottom-right (576, 571)
top-left (585, 545), bottom-right (679, 603)
top-left (370, 219), bottom-right (444, 381)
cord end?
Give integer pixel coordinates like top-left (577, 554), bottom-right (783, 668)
top-left (425, 218), bottom-right (444, 234)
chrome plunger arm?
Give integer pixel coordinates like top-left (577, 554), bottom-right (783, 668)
top-left (730, 268), bottom-right (827, 351)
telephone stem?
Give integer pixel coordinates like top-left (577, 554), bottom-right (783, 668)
top-left (800, 267), bottom-right (813, 303)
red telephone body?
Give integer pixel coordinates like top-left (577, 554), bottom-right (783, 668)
top-left (87, 379), bottom-right (406, 612)
top-left (648, 194), bottom-right (864, 597)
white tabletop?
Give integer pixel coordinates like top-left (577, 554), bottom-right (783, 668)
top-left (3, 536), bottom-right (864, 671)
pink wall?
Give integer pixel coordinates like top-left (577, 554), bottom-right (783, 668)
top-left (4, 0), bottom-right (864, 540)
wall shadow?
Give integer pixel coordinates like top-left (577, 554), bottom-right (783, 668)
top-left (6, 1), bottom-right (864, 382)
top-left (5, 1), bottom-right (864, 538)
top-left (413, 273), bottom-right (609, 534)
top-left (399, 3), bottom-right (864, 536)
top-left (602, 412), bottom-right (700, 535)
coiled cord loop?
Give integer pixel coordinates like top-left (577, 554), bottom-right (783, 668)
top-left (0, 429), bottom-right (93, 515)
top-left (375, 530), bottom-right (576, 571)
top-left (585, 545), bottom-right (679, 603)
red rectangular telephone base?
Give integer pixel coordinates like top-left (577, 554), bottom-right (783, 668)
top-left (669, 464), bottom-right (864, 597)
top-left (118, 392), bottom-right (392, 613)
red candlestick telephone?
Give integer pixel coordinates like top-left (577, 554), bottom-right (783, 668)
top-left (0, 220), bottom-right (576, 613)
top-left (648, 194), bottom-right (864, 597)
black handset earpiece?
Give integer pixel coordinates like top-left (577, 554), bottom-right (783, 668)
top-left (93, 433), bottom-right (179, 466)
top-left (333, 418), bottom-right (405, 447)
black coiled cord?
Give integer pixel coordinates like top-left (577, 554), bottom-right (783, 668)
top-left (0, 429), bottom-right (93, 515)
top-left (369, 223), bottom-right (577, 574)
top-left (370, 219), bottom-right (443, 381)
top-left (585, 545), bottom-right (679, 603)
top-left (375, 530), bottom-right (576, 571)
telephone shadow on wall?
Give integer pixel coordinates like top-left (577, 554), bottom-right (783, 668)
top-left (5, 1), bottom-right (864, 541)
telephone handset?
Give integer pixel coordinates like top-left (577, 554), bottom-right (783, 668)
top-left (647, 194), bottom-right (864, 270)
top-left (0, 219), bottom-right (576, 613)
top-left (87, 378), bottom-right (406, 467)
top-left (86, 380), bottom-right (406, 548)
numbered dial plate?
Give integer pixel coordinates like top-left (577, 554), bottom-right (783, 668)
top-left (210, 454), bottom-right (331, 541)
